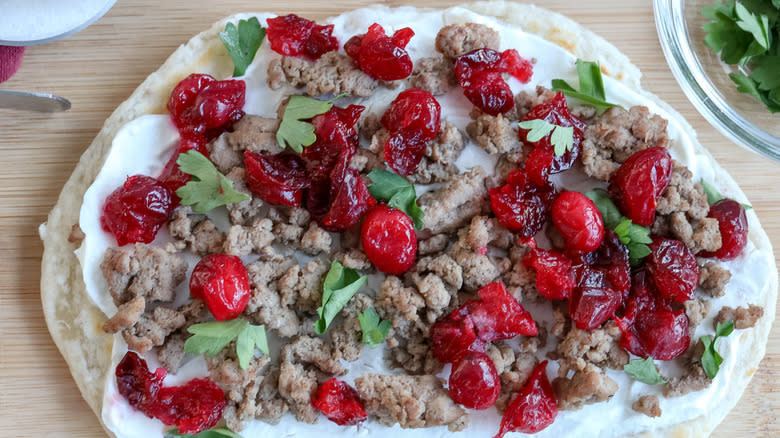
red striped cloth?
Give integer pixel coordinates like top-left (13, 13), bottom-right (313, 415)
top-left (0, 45), bottom-right (25, 83)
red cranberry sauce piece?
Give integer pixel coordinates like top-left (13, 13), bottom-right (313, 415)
top-left (522, 239), bottom-right (575, 301)
top-left (699, 198), bottom-right (748, 260)
top-left (189, 254), bottom-right (252, 321)
top-left (449, 352), bottom-right (501, 410)
top-left (494, 360), bottom-right (557, 437)
top-left (520, 92), bottom-right (587, 186)
top-left (152, 378), bottom-right (226, 434)
top-left (466, 281), bottom-right (538, 341)
top-left (316, 158), bottom-right (375, 232)
top-left (101, 175), bottom-right (174, 246)
top-left (454, 48), bottom-right (533, 116)
top-left (311, 378), bottom-right (368, 426)
top-left (345, 23), bottom-right (414, 81)
top-left (244, 151), bottom-right (310, 207)
top-left (158, 138), bottom-right (210, 197)
top-left (646, 237), bottom-right (700, 303)
top-left (609, 146), bottom-right (672, 227)
top-left (167, 73), bottom-right (245, 144)
top-left (116, 351), bottom-right (167, 414)
top-left (551, 190), bottom-right (605, 252)
top-left (488, 168), bottom-right (556, 238)
top-left (430, 313), bottom-right (481, 364)
top-left (361, 205), bottom-right (418, 275)
top-left (266, 14), bottom-right (338, 60)
top-left (381, 88), bottom-right (442, 175)
top-left (614, 270), bottom-right (690, 360)
top-left (567, 230), bottom-right (631, 330)
top-left (115, 352), bottom-right (226, 434)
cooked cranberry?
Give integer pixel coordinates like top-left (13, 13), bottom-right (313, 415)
top-left (430, 314), bottom-right (482, 364)
top-left (381, 89), bottom-right (441, 174)
top-left (116, 351), bottom-right (166, 413)
top-left (190, 254), bottom-right (251, 321)
top-left (523, 242), bottom-right (575, 300)
top-left (167, 74), bottom-right (245, 143)
top-left (552, 191), bottom-right (605, 252)
top-left (345, 23), bottom-right (414, 81)
top-left (615, 270), bottom-right (690, 360)
top-left (361, 205), bottom-right (417, 275)
top-left (489, 168), bottom-right (556, 238)
top-left (520, 92), bottom-right (587, 186)
top-left (454, 48), bottom-right (533, 115)
top-left (569, 266), bottom-right (624, 330)
top-left (699, 199), bottom-right (748, 260)
top-left (570, 230), bottom-right (631, 298)
top-left (646, 238), bottom-right (699, 303)
top-left (609, 147), bottom-right (672, 227)
top-left (244, 151), bottom-right (310, 207)
top-left (494, 361), bottom-right (557, 437)
top-left (566, 231), bottom-right (630, 329)
top-left (101, 175), bottom-right (174, 246)
top-left (316, 161), bottom-right (375, 231)
top-left (115, 352), bottom-right (226, 434)
top-left (266, 14), bottom-right (338, 60)
top-left (152, 378), bottom-right (226, 434)
top-left (449, 352), bottom-right (501, 410)
top-left (302, 105), bottom-right (373, 231)
top-left (311, 378), bottom-right (368, 426)
top-left (466, 281), bottom-right (538, 341)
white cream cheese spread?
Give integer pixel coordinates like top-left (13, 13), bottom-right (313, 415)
top-left (76, 6), bottom-right (775, 438)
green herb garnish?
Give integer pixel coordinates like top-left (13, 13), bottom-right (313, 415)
top-left (219, 17), bottom-right (266, 77)
top-left (315, 260), bottom-right (367, 334)
top-left (701, 320), bottom-right (735, 379)
top-left (358, 307), bottom-right (391, 348)
top-left (276, 95), bottom-right (344, 153)
top-left (585, 188), bottom-right (652, 264)
top-left (176, 150), bottom-right (250, 213)
top-left (517, 119), bottom-right (575, 156)
top-left (165, 427), bottom-right (243, 438)
top-left (183, 319), bottom-right (268, 370)
top-left (624, 357), bottom-right (669, 385)
top-left (366, 168), bottom-right (425, 229)
top-left (702, 0), bottom-right (780, 112)
top-left (551, 59), bottom-right (621, 113)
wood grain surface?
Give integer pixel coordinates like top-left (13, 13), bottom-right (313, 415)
top-left (0, 0), bottom-right (777, 436)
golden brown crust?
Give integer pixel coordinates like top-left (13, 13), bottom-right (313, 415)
top-left (40, 3), bottom-right (777, 438)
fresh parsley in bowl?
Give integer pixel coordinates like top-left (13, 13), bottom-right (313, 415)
top-left (654, 0), bottom-right (780, 161)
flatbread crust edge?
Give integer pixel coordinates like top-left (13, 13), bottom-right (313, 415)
top-left (39, 2), bottom-right (777, 437)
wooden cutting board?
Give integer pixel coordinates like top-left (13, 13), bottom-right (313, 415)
top-left (0, 0), bottom-right (777, 436)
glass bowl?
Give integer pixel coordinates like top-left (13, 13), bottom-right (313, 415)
top-left (654, 0), bottom-right (780, 161)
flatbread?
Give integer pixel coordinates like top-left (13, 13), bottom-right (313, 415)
top-left (40, 2), bottom-right (777, 437)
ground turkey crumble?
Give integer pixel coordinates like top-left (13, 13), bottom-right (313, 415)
top-left (93, 19), bottom-right (760, 434)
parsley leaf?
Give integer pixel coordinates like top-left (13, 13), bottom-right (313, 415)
top-left (165, 427), bottom-right (243, 438)
top-left (700, 179), bottom-right (753, 209)
top-left (276, 95), bottom-right (343, 153)
top-left (735, 2), bottom-right (772, 50)
top-left (176, 150), bottom-right (250, 213)
top-left (623, 357), bottom-right (668, 385)
top-left (315, 260), bottom-right (367, 334)
top-left (219, 17), bottom-right (266, 77)
top-left (551, 59), bottom-right (621, 113)
top-left (586, 189), bottom-right (652, 265)
top-left (703, 1), bottom-right (780, 112)
top-left (367, 168), bottom-right (425, 229)
top-left (358, 307), bottom-right (391, 348)
top-left (517, 119), bottom-right (575, 156)
top-left (701, 320), bottom-right (735, 379)
top-left (183, 319), bottom-right (268, 370)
